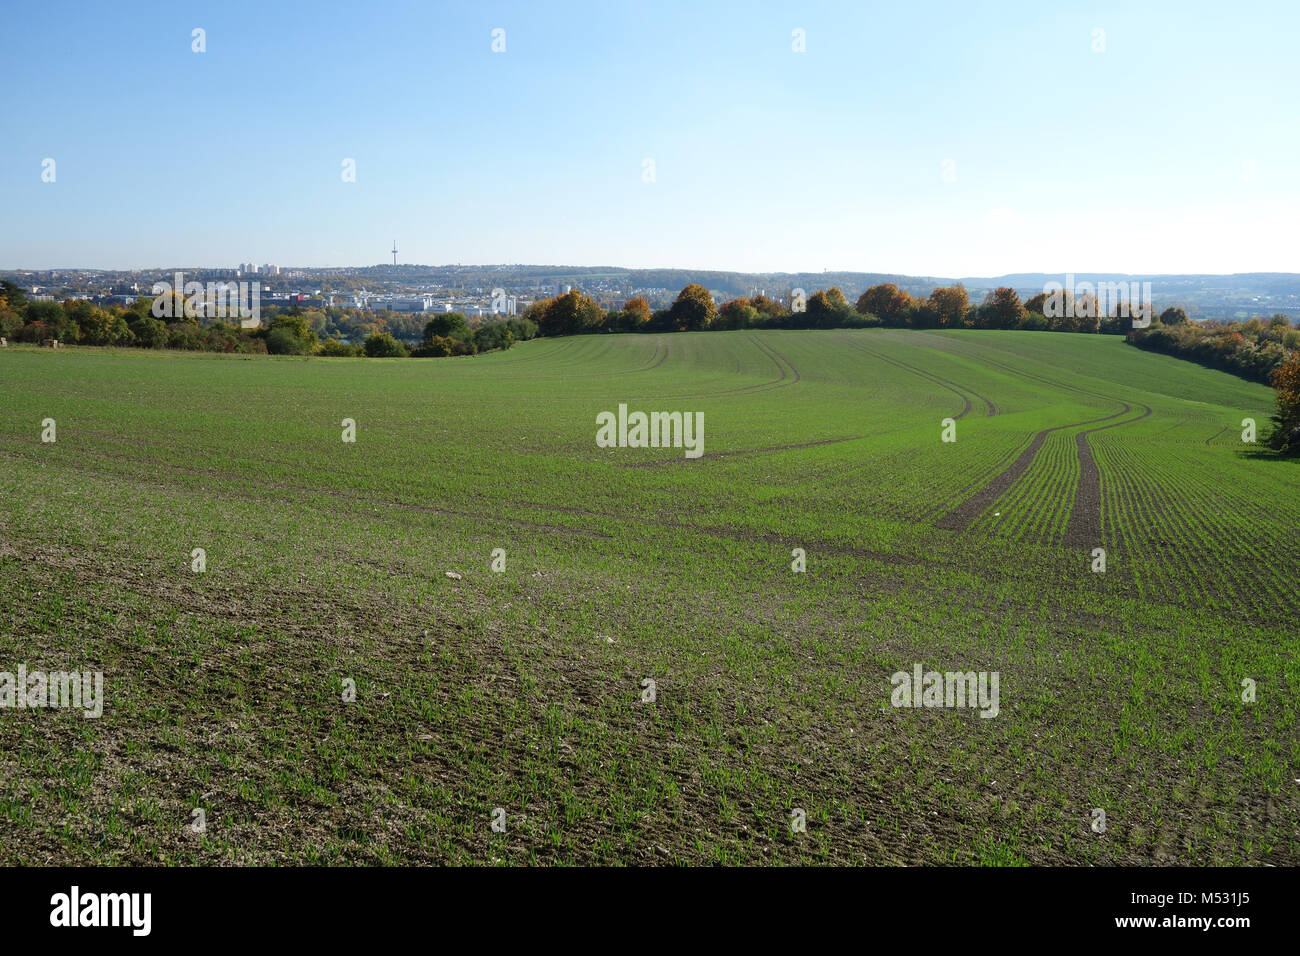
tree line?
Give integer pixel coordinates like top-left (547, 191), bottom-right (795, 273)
top-left (1126, 315), bottom-right (1298, 385)
top-left (0, 281), bottom-right (535, 358)
top-left (522, 282), bottom-right (1191, 338)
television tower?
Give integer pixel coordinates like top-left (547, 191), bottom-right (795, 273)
top-left (391, 240), bottom-right (398, 267)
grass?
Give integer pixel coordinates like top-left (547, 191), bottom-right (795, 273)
top-left (0, 329), bottom-right (1295, 865)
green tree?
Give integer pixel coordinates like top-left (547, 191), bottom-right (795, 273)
top-left (0, 280), bottom-right (28, 310)
top-left (75, 305), bottom-right (131, 345)
top-left (129, 317), bottom-right (168, 348)
top-left (715, 298), bottom-right (758, 330)
top-left (505, 317), bottom-right (538, 340)
top-left (473, 323), bottom-right (515, 352)
top-left (806, 287), bottom-right (852, 327)
top-left (424, 312), bottom-right (470, 341)
top-left (979, 287), bottom-right (1027, 329)
top-left (26, 300), bottom-right (78, 341)
top-left (363, 331), bottom-right (409, 357)
top-left (267, 313), bottom-right (319, 354)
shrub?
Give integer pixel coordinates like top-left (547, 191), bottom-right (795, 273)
top-left (1, 309), bottom-right (25, 339)
top-left (266, 314), bottom-right (318, 355)
top-left (473, 323), bottom-right (515, 352)
top-left (317, 338), bottom-right (360, 357)
top-left (129, 317), bottom-right (168, 349)
top-left (363, 332), bottom-right (409, 357)
top-left (505, 317), bottom-right (538, 340)
top-left (267, 326), bottom-right (314, 355)
top-left (418, 335), bottom-right (460, 358)
top-left (16, 320), bottom-right (49, 343)
top-left (167, 322), bottom-right (203, 350)
top-left (424, 313), bottom-right (469, 341)
top-left (27, 301), bottom-right (79, 341)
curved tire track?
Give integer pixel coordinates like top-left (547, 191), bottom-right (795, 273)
top-left (933, 348), bottom-right (1153, 535)
top-left (837, 335), bottom-right (995, 419)
top-left (672, 334), bottom-right (800, 399)
top-left (633, 337), bottom-right (670, 372)
top-left (1064, 401), bottom-right (1152, 546)
top-left (869, 332), bottom-right (1000, 417)
top-left (619, 435), bottom-right (865, 467)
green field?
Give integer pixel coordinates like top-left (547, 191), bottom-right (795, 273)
top-left (0, 329), bottom-right (1296, 865)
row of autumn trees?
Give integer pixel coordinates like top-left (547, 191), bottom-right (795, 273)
top-left (524, 282), bottom-right (1163, 338)
top-left (1127, 315), bottom-right (1299, 385)
top-left (0, 281), bottom-right (535, 358)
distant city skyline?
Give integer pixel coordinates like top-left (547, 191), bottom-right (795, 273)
top-left (4, 0), bottom-right (1297, 275)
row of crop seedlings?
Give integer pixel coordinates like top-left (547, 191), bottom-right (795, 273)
top-left (967, 429), bottom-right (1079, 545)
top-left (682, 331), bottom-right (779, 382)
top-left (1160, 445), bottom-right (1300, 618)
top-left (1159, 445), bottom-right (1298, 617)
top-left (1093, 434), bottom-right (1293, 617)
top-left (917, 435), bottom-right (1020, 522)
top-left (886, 330), bottom-right (1043, 416)
top-left (1092, 435), bottom-right (1214, 608)
top-left (491, 335), bottom-right (577, 370)
top-left (916, 430), bottom-right (1036, 525)
top-left (507, 335), bottom-right (621, 376)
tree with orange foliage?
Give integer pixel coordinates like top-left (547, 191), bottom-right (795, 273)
top-left (716, 298), bottom-right (758, 330)
top-left (622, 296), bottom-right (651, 328)
top-left (748, 294), bottom-right (789, 320)
top-left (855, 284), bottom-right (916, 325)
top-left (928, 285), bottom-right (970, 328)
top-left (1267, 353), bottom-right (1300, 454)
top-left (979, 287), bottom-right (1027, 329)
top-left (668, 284), bottom-right (716, 331)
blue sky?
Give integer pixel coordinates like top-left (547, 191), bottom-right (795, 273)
top-left (3, 0), bottom-right (1297, 275)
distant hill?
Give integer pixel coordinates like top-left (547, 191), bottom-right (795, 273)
top-left (365, 265), bottom-right (1300, 320)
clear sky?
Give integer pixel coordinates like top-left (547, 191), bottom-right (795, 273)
top-left (3, 0), bottom-right (1297, 276)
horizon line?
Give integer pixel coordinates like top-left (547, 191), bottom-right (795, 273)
top-left (5, 264), bottom-right (1299, 281)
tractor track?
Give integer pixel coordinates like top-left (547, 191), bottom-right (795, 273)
top-left (671, 334), bottom-right (801, 399)
top-left (619, 435), bottom-right (865, 467)
top-left (633, 337), bottom-right (670, 371)
top-left (1063, 401), bottom-right (1153, 546)
top-left (931, 346), bottom-right (1152, 537)
top-left (865, 331), bottom-right (1000, 417)
top-left (836, 335), bottom-right (996, 419)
